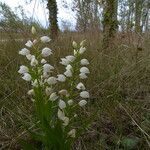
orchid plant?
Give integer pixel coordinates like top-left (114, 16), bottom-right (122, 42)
top-left (18, 27), bottom-right (90, 150)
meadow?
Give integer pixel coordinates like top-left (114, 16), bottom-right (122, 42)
top-left (0, 30), bottom-right (150, 149)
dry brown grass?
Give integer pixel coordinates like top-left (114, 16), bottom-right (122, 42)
top-left (0, 30), bottom-right (150, 149)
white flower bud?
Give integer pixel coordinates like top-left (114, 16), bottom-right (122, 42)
top-left (40, 36), bottom-right (51, 43)
top-left (49, 92), bottom-right (58, 101)
top-left (47, 77), bottom-right (57, 85)
top-left (64, 69), bottom-right (72, 77)
top-left (43, 72), bottom-right (49, 78)
top-left (31, 26), bottom-right (36, 34)
top-left (80, 40), bottom-right (86, 47)
top-left (68, 99), bottom-right (74, 106)
top-left (18, 65), bottom-right (29, 74)
top-left (30, 58), bottom-right (38, 66)
top-left (66, 55), bottom-right (75, 62)
top-left (60, 58), bottom-right (70, 66)
top-left (68, 129), bottom-right (76, 138)
top-left (79, 73), bottom-right (88, 79)
top-left (74, 114), bottom-right (77, 117)
top-left (43, 64), bottom-right (54, 73)
top-left (27, 89), bottom-right (35, 96)
top-left (42, 47), bottom-right (52, 57)
top-left (22, 73), bottom-right (32, 81)
top-left (81, 59), bottom-right (89, 65)
top-left (45, 87), bottom-right (53, 96)
top-left (26, 54), bottom-right (35, 61)
top-left (78, 100), bottom-right (87, 107)
top-left (76, 82), bottom-right (86, 90)
top-left (57, 74), bottom-right (66, 82)
top-left (74, 49), bottom-right (78, 55)
top-left (80, 67), bottom-right (90, 74)
top-left (72, 41), bottom-right (77, 48)
top-left (25, 40), bottom-right (33, 48)
top-left (59, 99), bottom-right (66, 109)
top-left (79, 47), bottom-right (86, 54)
top-left (31, 98), bottom-right (35, 102)
top-left (59, 89), bottom-right (68, 96)
top-left (63, 117), bottom-right (69, 126)
top-left (19, 48), bottom-right (30, 56)
top-left (58, 109), bottom-right (65, 120)
top-left (41, 59), bottom-right (47, 64)
top-left (33, 39), bottom-right (38, 44)
top-left (66, 64), bottom-right (72, 71)
top-left (80, 91), bottom-right (90, 98)
top-left (32, 79), bottom-right (38, 87)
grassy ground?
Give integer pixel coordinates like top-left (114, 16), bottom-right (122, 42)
top-left (0, 31), bottom-right (150, 149)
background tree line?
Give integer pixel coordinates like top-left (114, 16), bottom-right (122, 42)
top-left (0, 0), bottom-right (150, 46)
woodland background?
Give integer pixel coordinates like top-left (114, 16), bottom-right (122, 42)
top-left (0, 0), bottom-right (150, 149)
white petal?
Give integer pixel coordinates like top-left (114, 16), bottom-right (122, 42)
top-left (68, 99), bottom-right (74, 106)
top-left (49, 92), bottom-right (58, 101)
top-left (45, 87), bottom-right (53, 96)
top-left (59, 99), bottom-right (66, 109)
top-left (41, 36), bottom-right (51, 43)
top-left (32, 79), bottom-right (38, 87)
top-left (47, 77), bottom-right (57, 85)
top-left (18, 65), bottom-right (29, 74)
top-left (79, 73), bottom-right (88, 79)
top-left (60, 58), bottom-right (70, 66)
top-left (80, 91), bottom-right (90, 98)
top-left (30, 58), bottom-right (38, 66)
top-left (58, 109), bottom-right (65, 120)
top-left (78, 100), bottom-right (87, 107)
top-left (27, 89), bottom-right (35, 96)
top-left (31, 26), bottom-right (36, 34)
top-left (80, 40), bottom-right (86, 47)
top-left (22, 73), bottom-right (31, 81)
top-left (57, 74), bottom-right (66, 82)
top-left (19, 48), bottom-right (30, 56)
top-left (58, 89), bottom-right (68, 96)
top-left (63, 117), bottom-right (69, 126)
top-left (80, 67), bottom-right (90, 74)
top-left (76, 82), bottom-right (86, 90)
top-left (81, 59), bottom-right (89, 65)
top-left (74, 49), bottom-right (78, 55)
top-left (42, 47), bottom-right (52, 57)
top-left (72, 41), bottom-right (77, 48)
top-left (79, 47), bottom-right (86, 54)
top-left (26, 54), bottom-right (35, 61)
top-left (43, 64), bottom-right (54, 73)
top-left (41, 59), bottom-right (47, 64)
top-left (68, 129), bottom-right (76, 138)
top-left (25, 40), bottom-right (33, 48)
top-left (64, 69), bottom-right (72, 77)
top-left (66, 64), bottom-right (72, 71)
top-left (66, 55), bottom-right (75, 62)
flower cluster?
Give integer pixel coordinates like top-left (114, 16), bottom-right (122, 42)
top-left (18, 27), bottom-right (90, 148)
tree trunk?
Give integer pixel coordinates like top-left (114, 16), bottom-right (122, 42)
top-left (102, 0), bottom-right (118, 50)
top-left (135, 0), bottom-right (143, 33)
top-left (47, 0), bottom-right (59, 39)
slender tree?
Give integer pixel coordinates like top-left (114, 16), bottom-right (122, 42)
top-left (47, 0), bottom-right (59, 39)
top-left (102, 0), bottom-right (118, 50)
top-left (135, 0), bottom-right (143, 33)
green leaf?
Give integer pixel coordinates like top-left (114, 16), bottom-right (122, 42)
top-left (20, 140), bottom-right (39, 150)
top-left (121, 137), bottom-right (139, 149)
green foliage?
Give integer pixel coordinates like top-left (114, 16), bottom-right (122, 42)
top-left (121, 137), bottom-right (139, 149)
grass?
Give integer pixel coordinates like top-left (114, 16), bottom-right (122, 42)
top-left (0, 30), bottom-right (150, 149)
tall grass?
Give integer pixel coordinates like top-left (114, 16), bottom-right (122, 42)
top-left (0, 30), bottom-right (150, 149)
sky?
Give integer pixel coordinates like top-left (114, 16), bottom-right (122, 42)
top-left (1, 0), bottom-right (76, 30)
